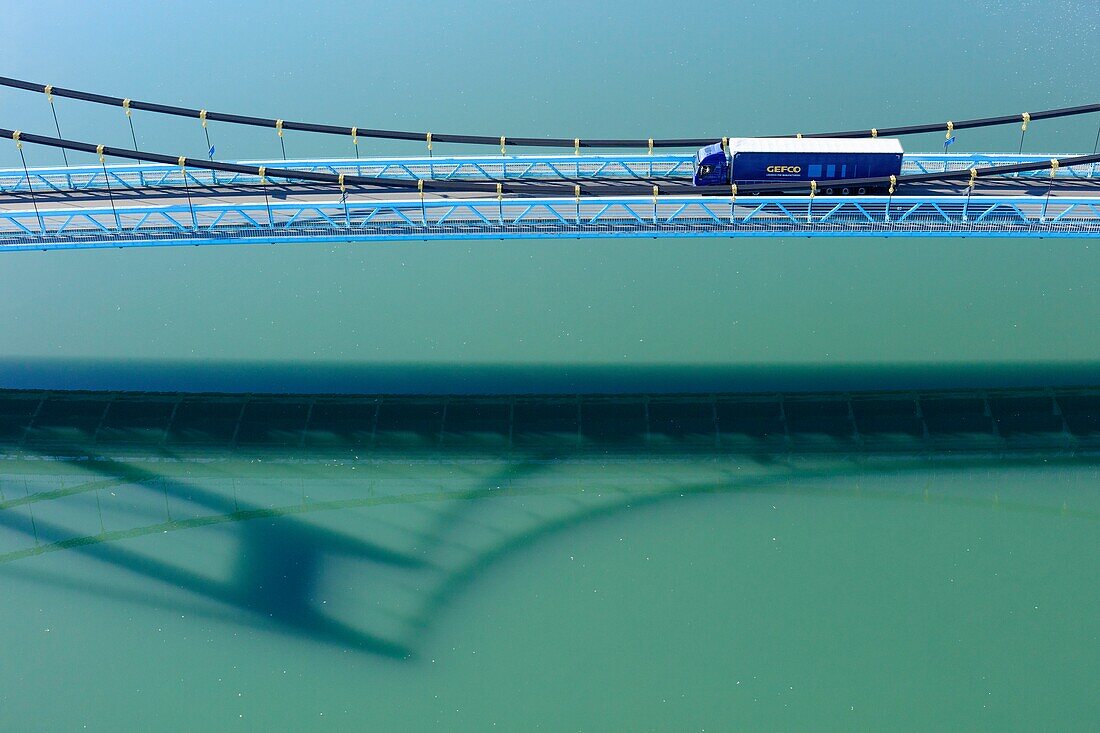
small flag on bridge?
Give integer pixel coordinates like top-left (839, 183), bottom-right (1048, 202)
top-left (943, 136), bottom-right (956, 152)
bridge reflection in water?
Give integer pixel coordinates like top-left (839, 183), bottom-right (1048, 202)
top-left (1, 387), bottom-right (1097, 659)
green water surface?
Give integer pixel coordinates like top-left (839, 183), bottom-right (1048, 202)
top-left (0, 1), bottom-right (1098, 730)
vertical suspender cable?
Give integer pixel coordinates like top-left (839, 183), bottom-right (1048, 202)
top-left (258, 166), bottom-right (272, 227)
top-left (1041, 159), bottom-right (1058, 223)
top-left (807, 180), bottom-right (816, 223)
top-left (427, 132), bottom-right (434, 178)
top-left (1093, 113), bottom-right (1100, 154)
top-left (97, 144), bottom-right (121, 231)
top-left (44, 85), bottom-right (68, 166)
top-left (200, 110), bottom-right (218, 185)
top-left (963, 168), bottom-right (977, 222)
top-left (885, 175), bottom-right (896, 222)
top-left (123, 99), bottom-right (138, 150)
top-left (200, 110), bottom-right (213, 158)
top-left (339, 173), bottom-right (349, 228)
top-left (12, 132), bottom-right (44, 234)
top-left (418, 179), bottom-right (425, 226)
top-left (351, 127), bottom-right (361, 176)
top-left (123, 99), bottom-right (146, 186)
top-left (178, 156), bottom-right (197, 230)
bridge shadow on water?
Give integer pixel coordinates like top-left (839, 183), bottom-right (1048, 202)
top-left (2, 385), bottom-right (1100, 659)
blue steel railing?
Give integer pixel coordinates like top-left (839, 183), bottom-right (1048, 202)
top-left (0, 154), bottom-right (694, 193)
top-left (1, 153), bottom-right (1097, 193)
top-left (1, 194), bottom-right (1098, 251)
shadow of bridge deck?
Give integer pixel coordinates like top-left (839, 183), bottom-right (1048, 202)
top-left (1, 385), bottom-right (1099, 659)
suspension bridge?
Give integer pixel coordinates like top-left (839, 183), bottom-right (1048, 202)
top-left (1, 76), bottom-right (1099, 252)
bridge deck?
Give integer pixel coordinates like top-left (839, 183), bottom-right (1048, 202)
top-left (1, 152), bottom-right (1097, 249)
top-left (0, 193), bottom-right (1097, 251)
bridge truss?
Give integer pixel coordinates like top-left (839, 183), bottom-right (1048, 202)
top-left (1, 193), bottom-right (1098, 251)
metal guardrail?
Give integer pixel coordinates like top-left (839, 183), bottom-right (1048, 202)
top-left (1, 153), bottom-right (1097, 193)
top-left (903, 153), bottom-right (1100, 178)
top-left (0, 154), bottom-right (694, 192)
top-left (1, 194), bottom-right (1098, 250)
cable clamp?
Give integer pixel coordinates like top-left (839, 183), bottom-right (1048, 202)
top-left (418, 179), bottom-right (424, 199)
top-left (258, 165), bottom-right (266, 184)
top-left (574, 138), bottom-right (580, 156)
top-left (1050, 158), bottom-right (1060, 177)
top-left (574, 184), bottom-right (581, 203)
top-left (946, 120), bottom-right (954, 139)
top-left (648, 138), bottom-right (653, 155)
top-left (1021, 112), bottom-right (1031, 131)
top-left (810, 180), bottom-right (817, 197)
top-left (426, 132), bottom-right (432, 151)
top-left (276, 119), bottom-right (284, 137)
top-left (199, 109), bottom-right (208, 128)
top-left (12, 130), bottom-right (21, 150)
top-left (96, 144), bottom-right (105, 163)
top-left (652, 184), bottom-right (659, 204)
top-left (123, 98), bottom-right (132, 117)
top-left (797, 133), bottom-right (803, 139)
top-left (177, 156), bottom-right (186, 170)
top-left (730, 183), bottom-right (737, 202)
top-left (500, 136), bottom-right (506, 156)
top-left (497, 182), bottom-right (503, 201)
top-left (338, 173), bottom-right (346, 194)
top-left (44, 84), bottom-right (53, 103)
top-left (969, 168), bottom-right (977, 188)
top-left (722, 137), bottom-right (729, 150)
top-left (888, 174), bottom-right (896, 195)
top-left (351, 126), bottom-right (358, 146)
top-left (871, 128), bottom-right (878, 138)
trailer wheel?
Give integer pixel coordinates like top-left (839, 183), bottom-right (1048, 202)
top-left (825, 187), bottom-right (834, 195)
top-left (857, 187), bottom-right (866, 195)
top-left (841, 187), bottom-right (850, 195)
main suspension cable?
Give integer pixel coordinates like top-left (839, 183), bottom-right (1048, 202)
top-left (1, 75), bottom-right (1098, 150)
top-left (2, 125), bottom-right (1099, 199)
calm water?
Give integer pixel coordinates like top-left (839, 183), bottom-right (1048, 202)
top-left (0, 1), bottom-right (1099, 729)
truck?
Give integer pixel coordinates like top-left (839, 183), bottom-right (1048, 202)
top-left (693, 137), bottom-right (904, 194)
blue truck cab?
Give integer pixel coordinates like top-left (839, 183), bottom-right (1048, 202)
top-left (693, 137), bottom-right (904, 190)
top-left (694, 142), bottom-right (728, 186)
